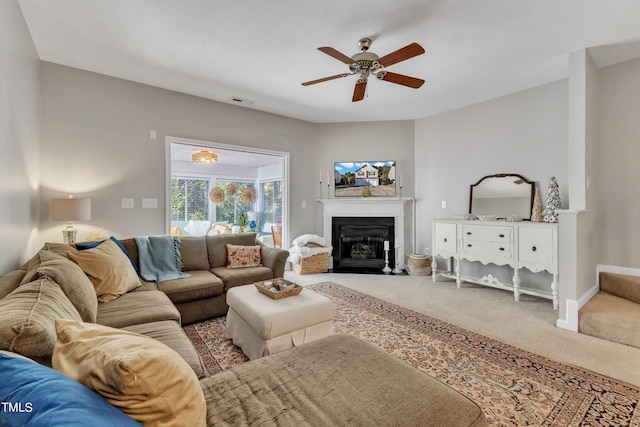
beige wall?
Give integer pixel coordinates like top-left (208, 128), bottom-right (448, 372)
top-left (0, 1), bottom-right (41, 274)
top-left (314, 121), bottom-right (416, 254)
top-left (414, 80), bottom-right (569, 253)
top-left (38, 64), bottom-right (414, 253)
top-left (39, 63), bottom-right (318, 247)
top-left (598, 57), bottom-right (640, 267)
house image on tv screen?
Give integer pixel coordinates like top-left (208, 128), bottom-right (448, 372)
top-left (334, 161), bottom-right (396, 197)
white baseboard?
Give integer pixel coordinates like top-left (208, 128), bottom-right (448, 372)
top-left (597, 264), bottom-right (640, 277)
top-left (556, 299), bottom-right (579, 331)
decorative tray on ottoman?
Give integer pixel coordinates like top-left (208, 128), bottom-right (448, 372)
top-left (255, 278), bottom-right (303, 299)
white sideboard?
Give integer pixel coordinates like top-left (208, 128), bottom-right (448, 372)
top-left (431, 219), bottom-right (559, 309)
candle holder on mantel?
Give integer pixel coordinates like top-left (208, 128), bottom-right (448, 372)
top-left (382, 241), bottom-right (392, 275)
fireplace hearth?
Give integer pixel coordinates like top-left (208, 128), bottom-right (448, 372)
top-left (332, 217), bottom-right (394, 273)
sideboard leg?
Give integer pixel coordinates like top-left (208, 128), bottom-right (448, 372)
top-left (431, 257), bottom-right (438, 282)
top-left (513, 268), bottom-right (521, 301)
top-left (455, 257), bottom-right (461, 287)
top-left (551, 274), bottom-right (559, 310)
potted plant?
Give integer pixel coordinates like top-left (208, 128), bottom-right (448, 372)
top-left (238, 213), bottom-right (247, 232)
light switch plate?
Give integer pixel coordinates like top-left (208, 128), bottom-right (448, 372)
top-left (121, 198), bottom-right (134, 209)
top-left (142, 198), bottom-right (157, 209)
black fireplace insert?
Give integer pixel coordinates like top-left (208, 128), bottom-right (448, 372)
top-left (332, 216), bottom-right (395, 273)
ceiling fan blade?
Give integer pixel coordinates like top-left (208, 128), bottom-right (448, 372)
top-left (379, 71), bottom-right (425, 89)
top-left (318, 47), bottom-right (355, 65)
top-left (377, 43), bottom-right (425, 67)
top-left (301, 73), bottom-right (351, 86)
top-left (352, 80), bottom-right (367, 102)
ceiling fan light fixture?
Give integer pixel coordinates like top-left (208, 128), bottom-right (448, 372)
top-left (192, 150), bottom-right (218, 163)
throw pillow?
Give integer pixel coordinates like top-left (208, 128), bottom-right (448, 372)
top-left (52, 319), bottom-right (206, 427)
top-left (67, 239), bottom-right (141, 302)
top-left (19, 243), bottom-right (77, 285)
top-left (76, 236), bottom-right (140, 274)
top-left (225, 244), bottom-right (262, 268)
top-left (0, 352), bottom-right (141, 427)
top-left (36, 251), bottom-right (98, 322)
top-left (0, 278), bottom-right (82, 366)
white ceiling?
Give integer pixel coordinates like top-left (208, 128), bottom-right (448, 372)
top-left (171, 143), bottom-right (283, 168)
top-left (18, 0), bottom-right (640, 123)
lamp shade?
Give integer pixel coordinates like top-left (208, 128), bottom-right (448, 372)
top-left (49, 197), bottom-right (91, 221)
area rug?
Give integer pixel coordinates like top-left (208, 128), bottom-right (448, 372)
top-left (183, 282), bottom-right (640, 426)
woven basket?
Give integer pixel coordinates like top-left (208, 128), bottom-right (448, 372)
top-left (407, 254), bottom-right (432, 276)
top-left (292, 252), bottom-right (329, 275)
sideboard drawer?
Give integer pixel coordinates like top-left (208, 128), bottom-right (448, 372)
top-left (461, 240), bottom-right (513, 259)
top-left (460, 225), bottom-right (513, 243)
top-left (434, 222), bottom-right (457, 253)
top-left (518, 227), bottom-right (554, 265)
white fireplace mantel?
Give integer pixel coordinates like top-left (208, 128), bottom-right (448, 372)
top-left (319, 198), bottom-right (411, 270)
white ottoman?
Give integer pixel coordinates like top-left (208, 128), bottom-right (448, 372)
top-left (226, 284), bottom-right (334, 360)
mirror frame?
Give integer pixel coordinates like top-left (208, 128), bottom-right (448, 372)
top-left (469, 173), bottom-right (535, 220)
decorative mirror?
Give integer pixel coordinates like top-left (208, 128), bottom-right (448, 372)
top-left (469, 174), bottom-right (535, 220)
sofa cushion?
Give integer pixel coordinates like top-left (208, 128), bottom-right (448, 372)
top-left (20, 243), bottom-right (77, 285)
top-left (67, 239), bottom-right (141, 302)
top-left (179, 236), bottom-right (210, 270)
top-left (97, 290), bottom-right (181, 328)
top-left (225, 244), bottom-right (263, 268)
top-left (599, 272), bottom-right (640, 305)
top-left (206, 232), bottom-right (258, 268)
top-left (117, 238), bottom-right (140, 267)
top-left (53, 319), bottom-right (206, 427)
top-left (0, 278), bottom-right (82, 366)
top-left (122, 320), bottom-right (207, 379)
top-left (0, 352), bottom-right (142, 427)
top-left (210, 266), bottom-right (274, 292)
top-left (36, 251), bottom-right (98, 323)
top-left (157, 270), bottom-right (224, 304)
top-left (199, 334), bottom-right (486, 427)
top-left (0, 270), bottom-right (25, 300)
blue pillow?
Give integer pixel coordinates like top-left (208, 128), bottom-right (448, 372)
top-left (0, 353), bottom-right (141, 426)
top-left (76, 237), bottom-right (139, 274)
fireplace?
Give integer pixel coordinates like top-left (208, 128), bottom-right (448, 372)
top-left (332, 217), bottom-right (394, 273)
top-left (320, 198), bottom-right (410, 272)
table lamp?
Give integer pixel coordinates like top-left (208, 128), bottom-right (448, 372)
top-left (49, 195), bottom-right (91, 244)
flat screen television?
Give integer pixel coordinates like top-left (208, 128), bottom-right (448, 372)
top-left (334, 161), bottom-right (397, 198)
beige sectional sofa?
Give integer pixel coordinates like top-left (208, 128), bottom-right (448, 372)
top-left (579, 271), bottom-right (640, 348)
top-left (0, 232), bottom-right (486, 426)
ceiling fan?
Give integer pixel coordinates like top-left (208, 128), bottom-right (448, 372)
top-left (301, 38), bottom-right (426, 102)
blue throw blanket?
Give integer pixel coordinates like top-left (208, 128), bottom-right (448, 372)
top-left (135, 236), bottom-right (190, 283)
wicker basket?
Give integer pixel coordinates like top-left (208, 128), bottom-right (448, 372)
top-left (255, 278), bottom-right (302, 299)
top-left (292, 252), bottom-right (329, 275)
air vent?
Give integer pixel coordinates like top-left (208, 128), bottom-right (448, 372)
top-left (230, 96), bottom-right (255, 105)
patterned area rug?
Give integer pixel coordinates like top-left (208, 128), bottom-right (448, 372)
top-left (183, 282), bottom-right (640, 426)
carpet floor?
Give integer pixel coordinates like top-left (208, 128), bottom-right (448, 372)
top-left (183, 282), bottom-right (640, 426)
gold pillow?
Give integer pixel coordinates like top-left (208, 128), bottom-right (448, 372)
top-left (52, 319), bottom-right (206, 427)
top-left (67, 239), bottom-right (140, 302)
top-left (225, 244), bottom-right (262, 268)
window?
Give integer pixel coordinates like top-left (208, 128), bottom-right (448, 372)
top-left (214, 180), bottom-right (255, 224)
top-left (170, 178), bottom-right (210, 222)
top-left (260, 180), bottom-right (282, 225)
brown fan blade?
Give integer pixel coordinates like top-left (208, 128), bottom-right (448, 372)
top-left (318, 47), bottom-right (355, 65)
top-left (379, 71), bottom-right (425, 89)
top-left (377, 43), bottom-right (425, 67)
top-left (352, 80), bottom-right (367, 102)
top-left (301, 73), bottom-right (351, 86)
